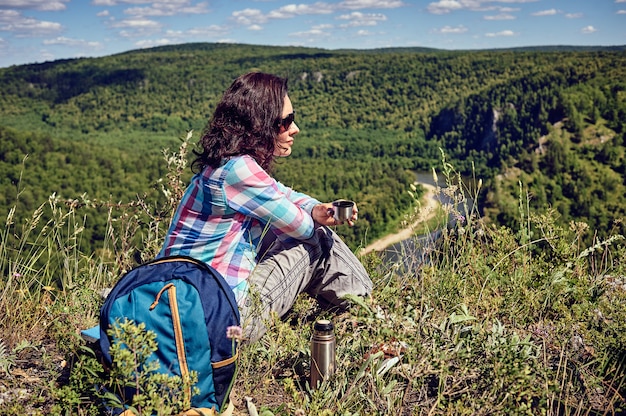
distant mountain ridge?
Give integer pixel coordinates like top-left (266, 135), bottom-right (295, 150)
top-left (5, 42), bottom-right (625, 70)
top-left (98, 42), bottom-right (626, 64)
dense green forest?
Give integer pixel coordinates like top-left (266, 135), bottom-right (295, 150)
top-left (1, 43), bottom-right (625, 252)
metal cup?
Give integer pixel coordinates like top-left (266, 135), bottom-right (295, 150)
top-left (332, 200), bottom-right (355, 222)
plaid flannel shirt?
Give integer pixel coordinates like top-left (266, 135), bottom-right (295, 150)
top-left (157, 155), bottom-right (321, 302)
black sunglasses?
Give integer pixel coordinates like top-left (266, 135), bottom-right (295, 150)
top-left (280, 111), bottom-right (295, 130)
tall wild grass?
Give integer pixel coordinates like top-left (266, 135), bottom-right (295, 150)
top-left (0, 134), bottom-right (624, 415)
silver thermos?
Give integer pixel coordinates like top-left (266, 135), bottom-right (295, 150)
top-left (310, 319), bottom-right (336, 389)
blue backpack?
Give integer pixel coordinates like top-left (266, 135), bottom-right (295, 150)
top-left (98, 255), bottom-right (241, 414)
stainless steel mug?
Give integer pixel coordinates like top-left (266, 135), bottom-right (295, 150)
top-left (332, 200), bottom-right (355, 222)
top-left (310, 319), bottom-right (336, 389)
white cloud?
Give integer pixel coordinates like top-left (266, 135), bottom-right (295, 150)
top-left (0, 9), bottom-right (20, 20)
top-left (97, 10), bottom-right (110, 17)
top-left (110, 17), bottom-right (161, 38)
top-left (618, 10), bottom-right (626, 14)
top-left (124, 2), bottom-right (210, 17)
top-left (338, 0), bottom-right (405, 10)
top-left (164, 24), bottom-right (230, 39)
top-left (92, 0), bottom-right (201, 5)
top-left (267, 3), bottom-right (335, 19)
top-left (232, 0), bottom-right (405, 27)
top-left (338, 12), bottom-right (387, 27)
top-left (581, 25), bottom-right (597, 34)
top-left (231, 8), bottom-right (267, 26)
top-left (111, 18), bottom-right (161, 29)
top-left (532, 9), bottom-right (559, 16)
top-left (485, 29), bottom-right (516, 37)
top-left (188, 25), bottom-right (229, 37)
top-left (616, 0), bottom-right (626, 3)
top-left (565, 13), bottom-right (583, 18)
top-left (0, 0), bottom-right (69, 12)
top-left (0, 10), bottom-right (63, 37)
top-left (433, 24), bottom-right (468, 34)
top-left (484, 13), bottom-right (515, 20)
top-left (427, 0), bottom-right (538, 15)
top-left (427, 0), bottom-right (464, 15)
top-left (499, 7), bottom-right (520, 12)
top-left (248, 24), bottom-right (263, 31)
top-left (43, 36), bottom-right (103, 48)
top-left (290, 24), bottom-right (334, 38)
top-left (290, 29), bottom-right (326, 36)
top-left (135, 38), bottom-right (173, 49)
top-left (92, 0), bottom-right (118, 6)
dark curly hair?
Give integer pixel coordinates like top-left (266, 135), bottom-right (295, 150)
top-left (192, 72), bottom-right (288, 173)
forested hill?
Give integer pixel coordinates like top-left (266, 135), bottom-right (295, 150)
top-left (1, 43), bottom-right (625, 250)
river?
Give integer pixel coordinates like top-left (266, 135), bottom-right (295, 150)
top-left (359, 171), bottom-right (457, 270)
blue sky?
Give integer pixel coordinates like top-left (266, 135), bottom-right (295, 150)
top-left (0, 0), bottom-right (624, 68)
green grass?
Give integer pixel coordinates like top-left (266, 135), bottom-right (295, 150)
top-left (0, 137), bottom-right (624, 415)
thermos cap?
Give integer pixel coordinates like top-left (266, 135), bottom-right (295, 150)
top-left (314, 319), bottom-right (334, 332)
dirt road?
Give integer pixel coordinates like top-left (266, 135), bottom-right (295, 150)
top-left (359, 183), bottom-right (439, 255)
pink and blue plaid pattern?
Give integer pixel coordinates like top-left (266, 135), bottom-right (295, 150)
top-left (157, 155), bottom-right (320, 302)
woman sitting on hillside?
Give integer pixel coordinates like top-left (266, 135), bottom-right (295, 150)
top-left (157, 72), bottom-right (372, 342)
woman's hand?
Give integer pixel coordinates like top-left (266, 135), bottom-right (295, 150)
top-left (311, 203), bottom-right (358, 227)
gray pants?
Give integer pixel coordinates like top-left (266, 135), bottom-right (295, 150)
top-left (239, 226), bottom-right (372, 343)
